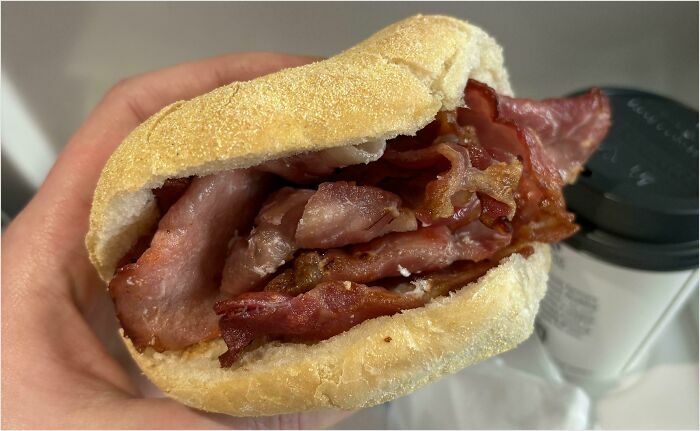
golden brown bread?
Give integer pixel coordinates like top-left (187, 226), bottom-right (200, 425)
top-left (85, 14), bottom-right (549, 417)
top-left (125, 244), bottom-right (549, 416)
top-left (86, 14), bottom-right (512, 281)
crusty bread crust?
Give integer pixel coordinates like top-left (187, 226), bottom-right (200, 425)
top-left (86, 14), bottom-right (545, 417)
top-left (86, 14), bottom-right (512, 281)
top-left (126, 244), bottom-right (549, 416)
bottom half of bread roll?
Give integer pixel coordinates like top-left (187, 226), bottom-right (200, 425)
top-left (125, 243), bottom-right (549, 416)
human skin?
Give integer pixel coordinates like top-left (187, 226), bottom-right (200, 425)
top-left (1, 52), bottom-right (352, 429)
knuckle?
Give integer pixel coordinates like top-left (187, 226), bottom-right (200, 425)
top-left (106, 76), bottom-right (137, 100)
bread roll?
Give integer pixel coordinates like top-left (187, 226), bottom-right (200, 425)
top-left (87, 14), bottom-right (549, 416)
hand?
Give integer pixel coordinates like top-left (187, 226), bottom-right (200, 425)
top-left (2, 53), bottom-right (352, 429)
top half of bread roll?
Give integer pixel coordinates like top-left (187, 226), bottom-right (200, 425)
top-left (86, 14), bottom-right (513, 281)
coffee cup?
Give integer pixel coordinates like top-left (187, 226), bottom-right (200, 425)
top-left (536, 88), bottom-right (699, 387)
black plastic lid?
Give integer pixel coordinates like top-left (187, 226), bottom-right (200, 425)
top-left (566, 219), bottom-right (698, 271)
top-left (563, 87), bottom-right (698, 270)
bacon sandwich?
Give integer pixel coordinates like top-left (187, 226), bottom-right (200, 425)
top-left (86, 15), bottom-right (610, 416)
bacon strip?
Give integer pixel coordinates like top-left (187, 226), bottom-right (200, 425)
top-left (222, 182), bottom-right (419, 296)
top-left (221, 188), bottom-right (313, 297)
top-left (392, 259), bottom-right (499, 299)
top-left (153, 177), bottom-right (193, 214)
top-left (336, 123), bottom-right (522, 226)
top-left (265, 215), bottom-right (511, 296)
top-left (216, 281), bottom-right (425, 367)
top-left (216, 258), bottom-right (500, 366)
top-left (116, 178), bottom-right (194, 268)
top-left (498, 89), bottom-right (611, 183)
top-left (460, 80), bottom-right (581, 242)
top-left (295, 181), bottom-right (417, 249)
top-left (415, 143), bottom-right (521, 223)
top-left (109, 170), bottom-right (270, 351)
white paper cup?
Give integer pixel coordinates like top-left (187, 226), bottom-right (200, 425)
top-left (536, 243), bottom-right (698, 385)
